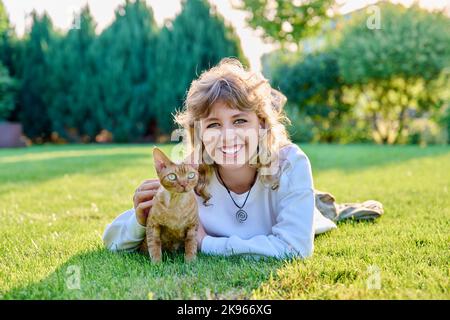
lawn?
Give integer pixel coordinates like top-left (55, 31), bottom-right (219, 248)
top-left (0, 143), bottom-right (449, 299)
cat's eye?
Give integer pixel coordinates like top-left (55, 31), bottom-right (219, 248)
top-left (167, 173), bottom-right (177, 181)
top-left (187, 172), bottom-right (195, 179)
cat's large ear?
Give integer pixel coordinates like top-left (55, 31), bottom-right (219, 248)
top-left (153, 147), bottom-right (173, 173)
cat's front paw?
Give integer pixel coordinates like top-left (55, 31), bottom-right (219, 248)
top-left (150, 249), bottom-right (162, 263)
top-left (184, 253), bottom-right (197, 263)
top-left (150, 254), bottom-right (162, 263)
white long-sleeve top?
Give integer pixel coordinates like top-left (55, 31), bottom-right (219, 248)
top-left (102, 144), bottom-right (336, 259)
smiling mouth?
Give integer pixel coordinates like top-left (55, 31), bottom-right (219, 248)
top-left (220, 145), bottom-right (243, 155)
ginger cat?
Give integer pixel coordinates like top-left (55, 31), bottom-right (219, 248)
top-left (140, 147), bottom-right (199, 263)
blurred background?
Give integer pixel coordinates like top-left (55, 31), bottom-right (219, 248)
top-left (0, 0), bottom-right (449, 147)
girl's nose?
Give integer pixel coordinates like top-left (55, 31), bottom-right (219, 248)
top-left (221, 127), bottom-right (238, 144)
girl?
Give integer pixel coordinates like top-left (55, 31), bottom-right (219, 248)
top-left (102, 58), bottom-right (382, 259)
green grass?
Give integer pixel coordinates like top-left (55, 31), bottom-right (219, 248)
top-left (0, 143), bottom-right (449, 299)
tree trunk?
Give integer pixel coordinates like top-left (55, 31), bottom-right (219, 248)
top-left (393, 105), bottom-right (408, 144)
top-left (371, 111), bottom-right (389, 144)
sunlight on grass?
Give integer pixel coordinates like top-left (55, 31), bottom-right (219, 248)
top-left (0, 143), bottom-right (449, 299)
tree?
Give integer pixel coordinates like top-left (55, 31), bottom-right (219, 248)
top-left (18, 11), bottom-right (56, 142)
top-left (153, 0), bottom-right (249, 135)
top-left (0, 0), bottom-right (21, 79)
top-left (232, 0), bottom-right (334, 49)
top-left (0, 62), bottom-right (16, 121)
top-left (91, 0), bottom-right (159, 142)
top-left (337, 3), bottom-right (450, 144)
top-left (270, 51), bottom-right (352, 142)
top-left (0, 0), bottom-right (11, 67)
top-left (1, 0), bottom-right (250, 142)
top-left (46, 5), bottom-right (99, 142)
top-left (0, 0), bottom-right (20, 122)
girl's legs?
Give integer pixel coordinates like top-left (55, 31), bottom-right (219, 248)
top-left (314, 189), bottom-right (384, 222)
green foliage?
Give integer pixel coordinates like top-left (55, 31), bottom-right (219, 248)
top-left (4, 0), bottom-right (247, 143)
top-left (284, 106), bottom-right (315, 143)
top-left (435, 101), bottom-right (450, 145)
top-left (0, 63), bottom-right (16, 121)
top-left (0, 0), bottom-right (20, 122)
top-left (46, 6), bottom-right (98, 142)
top-left (153, 0), bottom-right (249, 135)
top-left (339, 4), bottom-right (450, 83)
top-left (337, 3), bottom-right (450, 144)
top-left (0, 0), bottom-right (10, 65)
top-left (17, 11), bottom-right (56, 141)
top-left (233, 0), bottom-right (333, 47)
top-left (0, 0), bottom-right (6, 32)
top-left (440, 105), bottom-right (450, 144)
top-left (270, 51), bottom-right (351, 142)
top-left (90, 0), bottom-right (158, 142)
top-left (260, 49), bottom-right (299, 79)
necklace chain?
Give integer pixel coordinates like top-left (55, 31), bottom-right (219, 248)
top-left (216, 168), bottom-right (255, 209)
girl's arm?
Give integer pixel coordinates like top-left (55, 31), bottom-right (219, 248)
top-left (200, 146), bottom-right (316, 259)
top-left (103, 179), bottom-right (158, 251)
top-left (102, 208), bottom-right (146, 251)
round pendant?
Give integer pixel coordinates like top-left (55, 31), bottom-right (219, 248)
top-left (236, 209), bottom-right (248, 223)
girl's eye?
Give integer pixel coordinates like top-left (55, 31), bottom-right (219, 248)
top-left (167, 173), bottom-right (177, 181)
top-left (206, 123), bottom-right (220, 129)
top-left (206, 119), bottom-right (247, 128)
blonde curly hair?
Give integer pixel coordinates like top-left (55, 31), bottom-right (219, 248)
top-left (175, 57), bottom-right (292, 205)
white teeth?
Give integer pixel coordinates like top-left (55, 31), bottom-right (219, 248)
top-left (221, 145), bottom-right (242, 155)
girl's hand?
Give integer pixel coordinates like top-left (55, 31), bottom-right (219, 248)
top-left (133, 179), bottom-right (160, 226)
top-left (197, 222), bottom-right (207, 251)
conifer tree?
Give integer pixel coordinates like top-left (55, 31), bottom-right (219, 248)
top-left (153, 0), bottom-right (249, 135)
top-left (47, 5), bottom-right (98, 141)
top-left (18, 11), bottom-right (56, 141)
top-left (92, 0), bottom-right (158, 142)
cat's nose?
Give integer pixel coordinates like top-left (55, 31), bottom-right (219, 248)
top-left (180, 182), bottom-right (187, 188)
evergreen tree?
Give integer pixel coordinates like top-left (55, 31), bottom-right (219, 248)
top-left (0, 0), bottom-right (20, 122)
top-left (0, 0), bottom-right (10, 67)
top-left (153, 0), bottom-right (249, 135)
top-left (0, 62), bottom-right (16, 121)
top-left (0, 0), bottom-right (19, 78)
top-left (47, 5), bottom-right (98, 141)
top-left (1, 0), bottom-right (251, 142)
top-left (18, 11), bottom-right (56, 141)
top-left (92, 0), bottom-right (158, 142)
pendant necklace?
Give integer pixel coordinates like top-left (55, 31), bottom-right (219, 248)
top-left (216, 168), bottom-right (256, 224)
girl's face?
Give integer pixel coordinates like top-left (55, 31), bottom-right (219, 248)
top-left (200, 100), bottom-right (260, 169)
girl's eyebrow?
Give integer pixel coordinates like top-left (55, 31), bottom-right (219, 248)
top-left (205, 112), bottom-right (247, 121)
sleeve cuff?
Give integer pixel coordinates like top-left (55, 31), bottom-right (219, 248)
top-left (200, 235), bottom-right (229, 255)
top-left (125, 209), bottom-right (146, 240)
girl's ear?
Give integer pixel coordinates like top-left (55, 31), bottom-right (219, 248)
top-left (259, 119), bottom-right (266, 129)
top-left (153, 147), bottom-right (173, 173)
